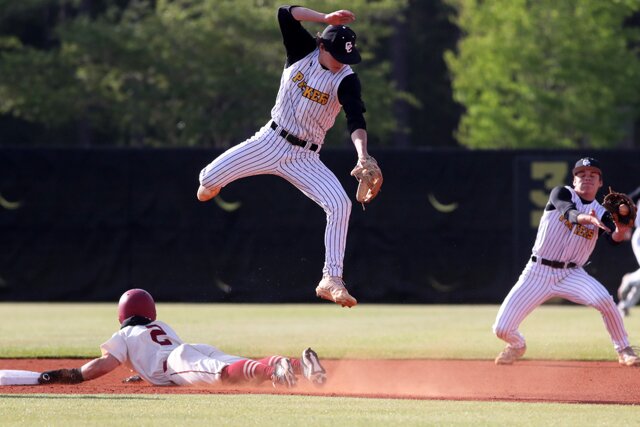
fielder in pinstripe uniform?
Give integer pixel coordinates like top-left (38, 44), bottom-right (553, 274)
top-left (197, 5), bottom-right (377, 307)
top-left (617, 186), bottom-right (640, 316)
top-left (493, 157), bottom-right (640, 366)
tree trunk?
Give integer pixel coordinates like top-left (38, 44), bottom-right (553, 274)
top-left (391, 15), bottom-right (410, 148)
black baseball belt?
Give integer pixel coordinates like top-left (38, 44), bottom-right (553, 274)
top-left (531, 256), bottom-right (577, 269)
top-left (270, 121), bottom-right (320, 152)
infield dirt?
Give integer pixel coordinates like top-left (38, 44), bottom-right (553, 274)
top-left (1, 358), bottom-right (639, 404)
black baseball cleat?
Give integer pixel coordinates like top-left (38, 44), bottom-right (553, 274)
top-left (301, 347), bottom-right (327, 386)
top-left (271, 358), bottom-right (297, 388)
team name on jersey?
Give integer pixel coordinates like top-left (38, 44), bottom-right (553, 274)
top-left (558, 215), bottom-right (595, 240)
top-left (292, 71), bottom-right (329, 105)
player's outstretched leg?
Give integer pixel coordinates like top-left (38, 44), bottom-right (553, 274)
top-left (301, 347), bottom-right (326, 386)
top-left (618, 272), bottom-right (640, 317)
top-left (316, 276), bottom-right (357, 308)
top-left (619, 273), bottom-right (632, 302)
top-left (221, 359), bottom-right (274, 385)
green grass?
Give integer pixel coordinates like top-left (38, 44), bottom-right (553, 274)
top-left (2, 302), bottom-right (640, 426)
top-left (1, 303), bottom-right (639, 360)
top-left (0, 394), bottom-right (638, 427)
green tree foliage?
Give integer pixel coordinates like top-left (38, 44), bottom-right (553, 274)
top-left (0, 0), bottom-right (406, 147)
top-left (445, 0), bottom-right (640, 148)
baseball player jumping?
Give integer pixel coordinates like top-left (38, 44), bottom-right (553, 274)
top-left (37, 289), bottom-right (327, 387)
top-left (493, 157), bottom-right (640, 366)
top-left (617, 186), bottom-right (640, 316)
top-left (197, 5), bottom-right (382, 308)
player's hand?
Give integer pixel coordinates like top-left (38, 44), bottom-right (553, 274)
top-left (38, 368), bottom-right (84, 384)
top-left (585, 209), bottom-right (611, 233)
top-left (122, 375), bottom-right (142, 383)
top-left (611, 220), bottom-right (633, 242)
top-left (324, 10), bottom-right (356, 25)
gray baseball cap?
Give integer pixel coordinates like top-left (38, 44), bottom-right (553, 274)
top-left (320, 25), bottom-right (361, 65)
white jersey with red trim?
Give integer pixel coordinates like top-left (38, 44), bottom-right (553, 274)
top-left (100, 320), bottom-right (183, 385)
top-left (270, 49), bottom-right (353, 146)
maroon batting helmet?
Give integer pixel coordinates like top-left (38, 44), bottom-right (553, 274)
top-left (118, 288), bottom-right (157, 324)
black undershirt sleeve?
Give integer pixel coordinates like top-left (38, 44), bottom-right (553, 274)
top-left (277, 6), bottom-right (316, 67)
top-left (548, 186), bottom-right (578, 222)
top-left (337, 74), bottom-right (367, 134)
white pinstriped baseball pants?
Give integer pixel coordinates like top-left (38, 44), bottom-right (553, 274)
top-left (493, 260), bottom-right (630, 352)
top-left (199, 122), bottom-right (351, 278)
top-left (619, 227), bottom-right (640, 309)
top-left (167, 343), bottom-right (245, 385)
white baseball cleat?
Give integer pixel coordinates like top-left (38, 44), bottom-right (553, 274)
top-left (618, 346), bottom-right (640, 367)
top-left (301, 347), bottom-right (326, 386)
top-left (316, 276), bottom-right (357, 308)
top-left (494, 345), bottom-right (527, 365)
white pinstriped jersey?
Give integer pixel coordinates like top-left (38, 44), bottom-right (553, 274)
top-left (101, 321), bottom-right (183, 385)
top-left (531, 186), bottom-right (606, 266)
top-left (270, 49), bottom-right (353, 146)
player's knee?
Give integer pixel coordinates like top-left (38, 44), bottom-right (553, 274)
top-left (341, 192), bottom-right (352, 211)
top-left (621, 273), bottom-right (632, 287)
top-left (343, 196), bottom-right (352, 214)
top-left (338, 197), bottom-right (352, 220)
top-left (493, 324), bottom-right (510, 340)
top-left (325, 193), bottom-right (351, 217)
top-left (593, 295), bottom-right (617, 312)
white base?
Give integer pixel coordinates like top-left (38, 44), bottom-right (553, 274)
top-left (0, 369), bottom-right (41, 385)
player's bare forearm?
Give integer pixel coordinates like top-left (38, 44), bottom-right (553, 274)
top-left (351, 128), bottom-right (368, 159)
top-left (577, 210), bottom-right (611, 233)
top-left (80, 353), bottom-right (121, 381)
top-left (291, 6), bottom-right (356, 25)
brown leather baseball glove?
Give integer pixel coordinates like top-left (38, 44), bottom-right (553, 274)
top-left (350, 155), bottom-right (383, 204)
top-left (602, 187), bottom-right (637, 227)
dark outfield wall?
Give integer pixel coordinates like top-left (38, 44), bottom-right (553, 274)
top-left (0, 148), bottom-right (638, 303)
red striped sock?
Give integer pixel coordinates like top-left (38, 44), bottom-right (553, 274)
top-left (222, 359), bottom-right (274, 384)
